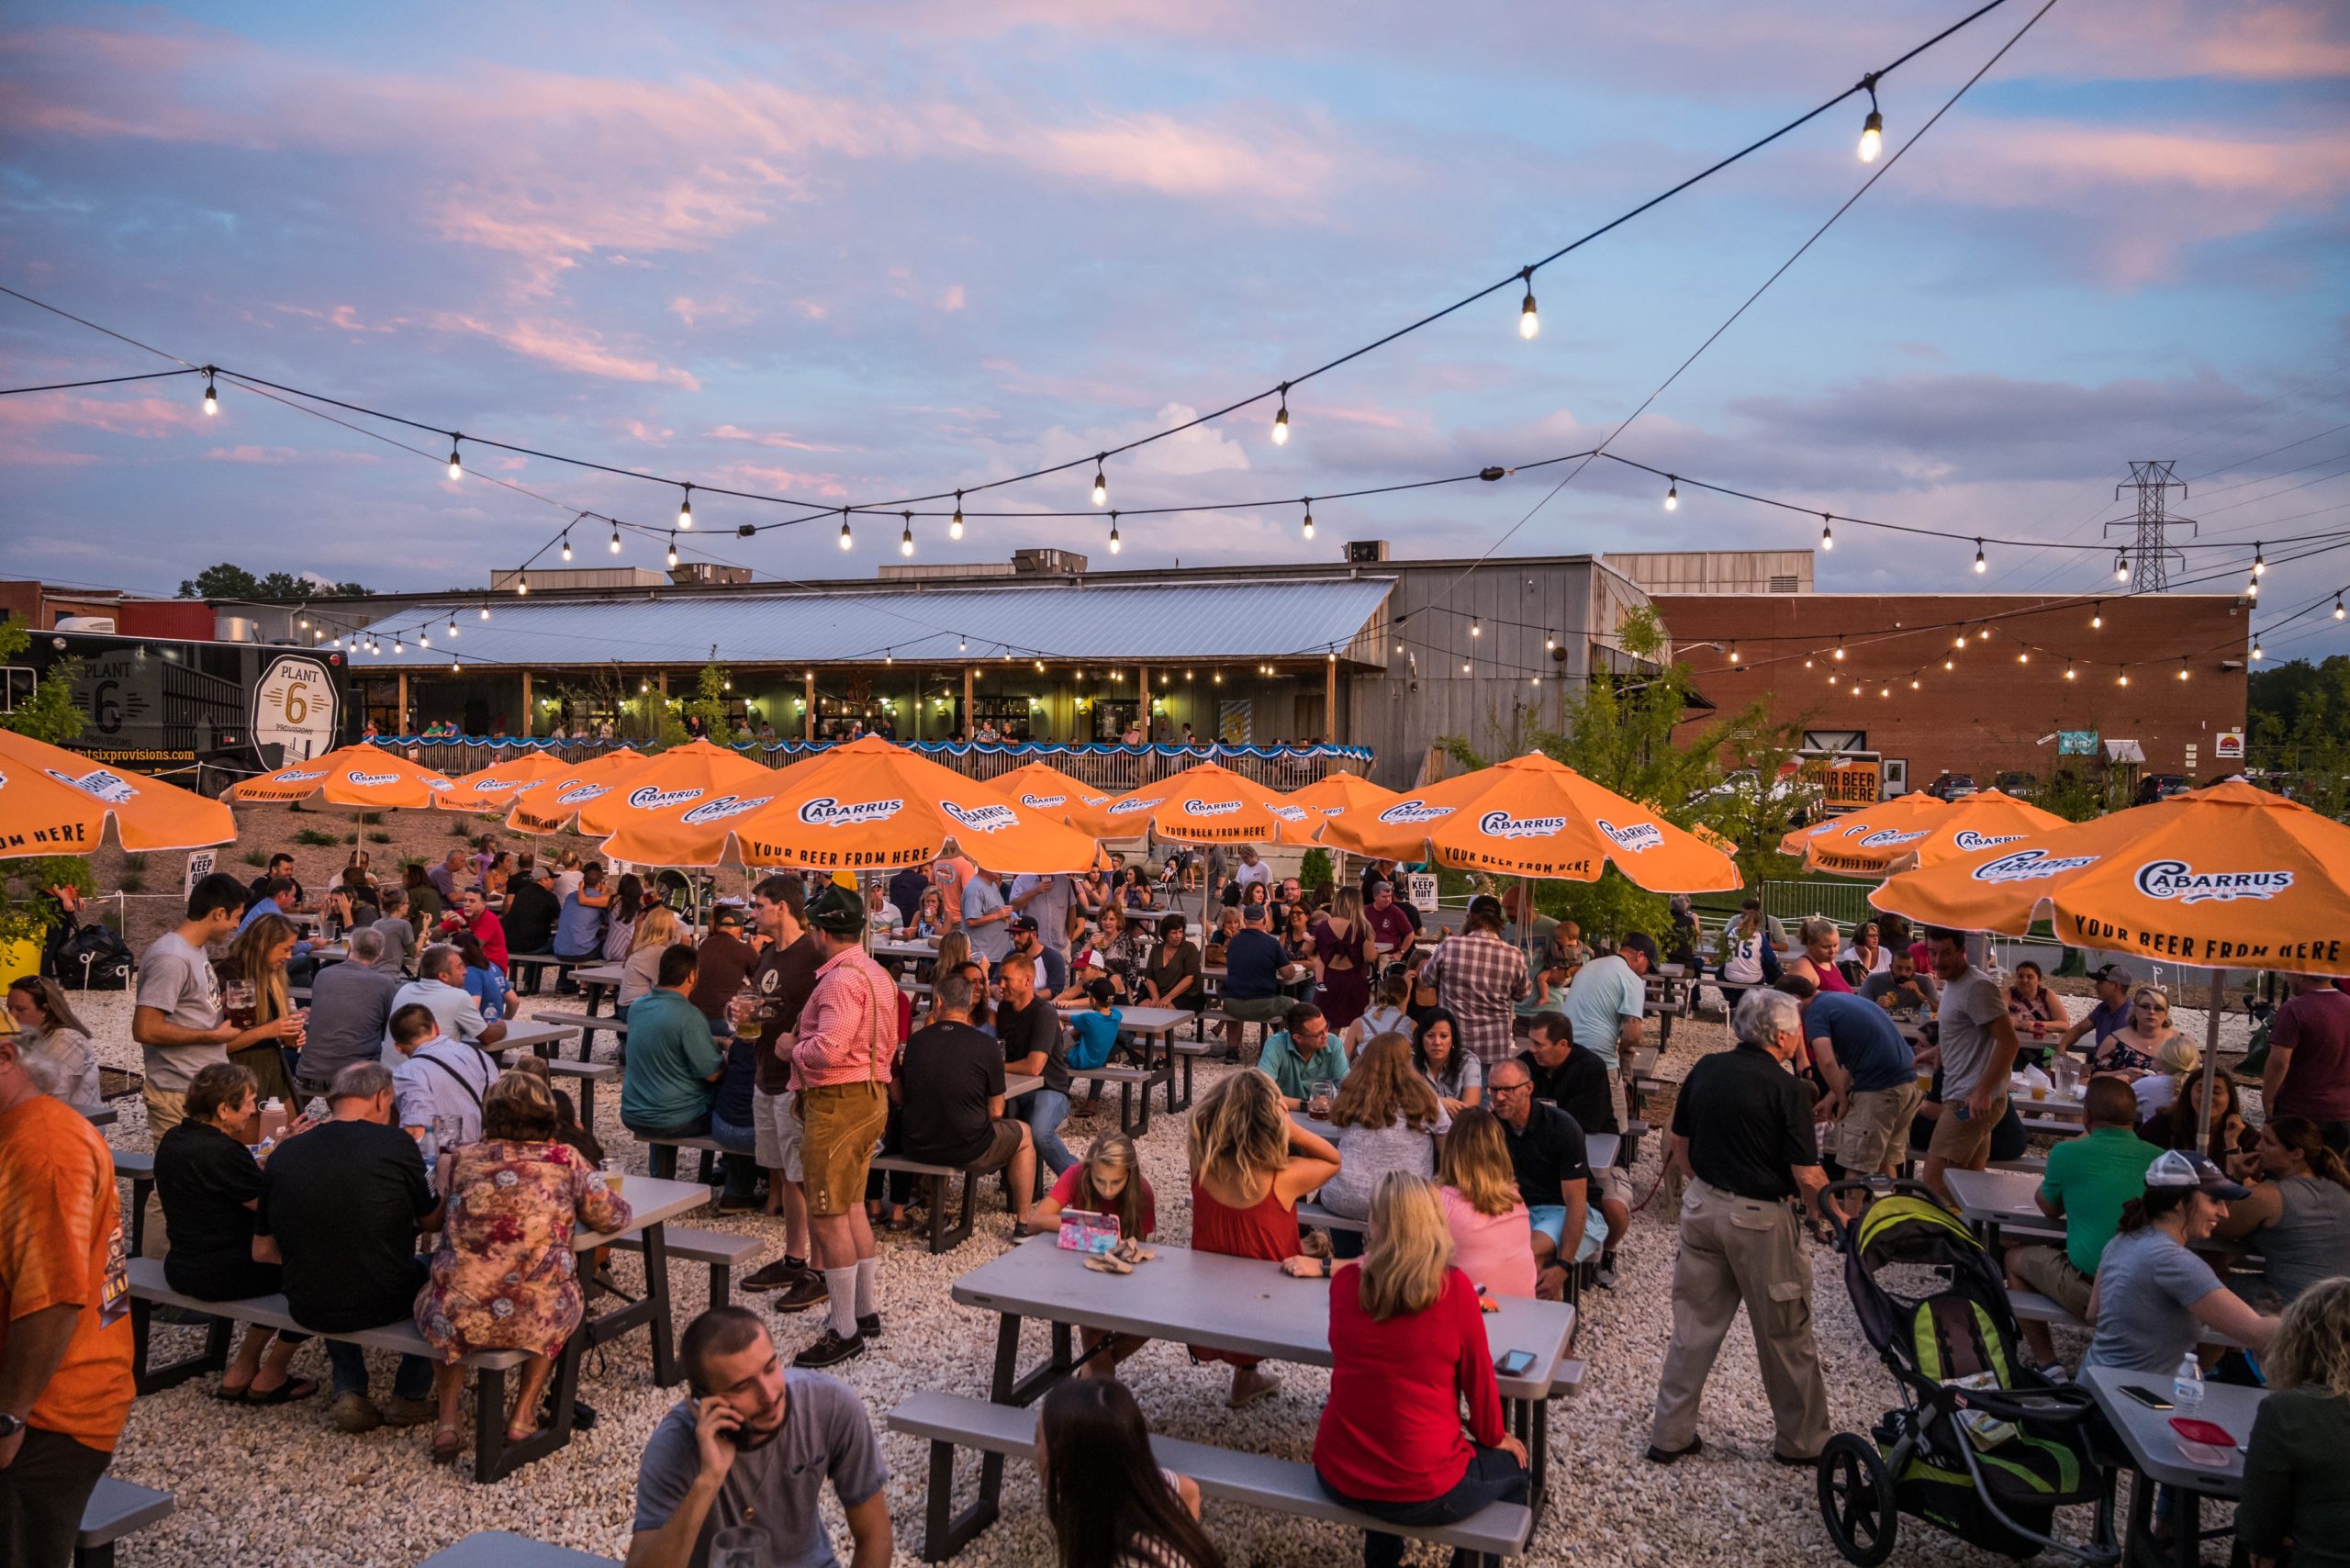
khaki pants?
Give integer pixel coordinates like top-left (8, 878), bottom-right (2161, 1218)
top-left (1650, 1179), bottom-right (1832, 1460)
top-left (140, 1086), bottom-right (189, 1260)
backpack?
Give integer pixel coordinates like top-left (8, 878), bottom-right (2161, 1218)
top-left (56, 924), bottom-right (133, 990)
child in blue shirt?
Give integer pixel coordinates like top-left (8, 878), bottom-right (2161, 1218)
top-left (1068, 978), bottom-right (1124, 1070)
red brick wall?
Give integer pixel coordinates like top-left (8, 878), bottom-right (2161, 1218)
top-left (1653, 593), bottom-right (2250, 785)
top-left (118, 600), bottom-right (218, 640)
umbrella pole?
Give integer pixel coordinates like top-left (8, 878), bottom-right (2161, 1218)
top-left (2201, 964), bottom-right (2223, 1135)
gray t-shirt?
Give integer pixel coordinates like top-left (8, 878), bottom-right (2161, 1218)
top-left (135, 930), bottom-right (228, 1094)
top-left (632, 1374), bottom-right (887, 1568)
top-left (1935, 966), bottom-right (2009, 1101)
top-left (2085, 1227), bottom-right (2222, 1372)
top-left (1859, 968), bottom-right (1941, 1008)
top-left (369, 916), bottom-right (416, 975)
top-left (961, 877), bottom-right (1012, 964)
top-left (299, 960), bottom-right (404, 1091)
top-left (1010, 874), bottom-right (1072, 955)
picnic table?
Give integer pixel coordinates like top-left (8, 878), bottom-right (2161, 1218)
top-left (570, 962), bottom-right (625, 1014)
top-left (491, 1018), bottom-right (578, 1062)
top-left (872, 937), bottom-right (942, 963)
top-left (946, 1234), bottom-right (1575, 1551)
top-left (419, 1532), bottom-right (620, 1568)
top-left (1944, 1166), bottom-right (2052, 1250)
top-left (2080, 1361), bottom-right (2266, 1568)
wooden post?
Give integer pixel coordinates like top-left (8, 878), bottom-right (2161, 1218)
top-left (396, 671), bottom-right (408, 734)
top-left (1137, 664), bottom-right (1149, 739)
top-left (520, 669), bottom-right (532, 737)
top-left (1324, 655), bottom-right (1339, 744)
top-left (804, 670), bottom-right (817, 742)
top-left (962, 666), bottom-right (975, 737)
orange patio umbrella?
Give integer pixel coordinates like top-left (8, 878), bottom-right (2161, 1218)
top-left (985, 760), bottom-right (1121, 836)
top-left (570, 740), bottom-right (784, 839)
top-left (1784, 790), bottom-right (2066, 877)
top-left (1777, 791), bottom-right (1945, 860)
top-left (228, 742), bottom-right (458, 810)
top-left (435, 747), bottom-right (615, 814)
top-left (0, 728), bottom-right (236, 857)
top-left (505, 747), bottom-right (653, 835)
top-left (597, 735), bottom-right (1106, 872)
top-left (1320, 752), bottom-right (1740, 891)
top-left (1098, 761), bottom-right (1326, 845)
top-left (1286, 769), bottom-right (1401, 823)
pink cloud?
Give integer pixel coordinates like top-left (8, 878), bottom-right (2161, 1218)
top-left (202, 444), bottom-right (299, 464)
top-left (625, 420), bottom-right (674, 443)
top-left (0, 393), bottom-right (199, 440)
top-left (710, 424), bottom-right (837, 453)
top-left (431, 314), bottom-right (701, 389)
top-left (938, 284), bottom-right (967, 312)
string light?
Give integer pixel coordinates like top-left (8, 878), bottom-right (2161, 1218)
top-left (957, 637), bottom-right (967, 653)
top-left (900, 512), bottom-right (915, 558)
top-left (2177, 660), bottom-right (2191, 681)
top-left (2090, 604), bottom-right (2103, 630)
top-left (885, 649), bottom-right (894, 665)
top-left (1878, 685), bottom-right (1890, 698)
top-left (1108, 511), bottom-right (1122, 554)
top-left (1543, 634), bottom-right (1556, 651)
top-left (1272, 384), bottom-right (1291, 445)
top-left (1663, 477), bottom-right (1679, 511)
top-left (446, 616), bottom-right (457, 639)
top-left (1728, 644), bottom-right (1740, 664)
top-left (1462, 659), bottom-right (1473, 674)
top-left (479, 604), bottom-right (490, 621)
top-left (610, 521), bottom-right (622, 554)
top-left (2336, 593), bottom-right (2345, 621)
top-left (838, 510), bottom-right (853, 552)
top-left (1301, 498), bottom-right (1315, 542)
top-left (1909, 678), bottom-right (1920, 690)
top-left (202, 371), bottom-right (218, 416)
top-left (2253, 639), bottom-right (2266, 662)
top-left (1973, 539), bottom-right (1986, 574)
top-left (1833, 638), bottom-right (1845, 660)
top-left (2254, 544), bottom-right (2266, 577)
top-left (393, 633), bottom-right (405, 655)
top-left (1820, 515), bottom-right (1834, 552)
top-left (1517, 267), bottom-right (1539, 341)
top-left (677, 485), bottom-right (693, 530)
top-left (1943, 656), bottom-right (1954, 671)
top-left (666, 536), bottom-right (678, 569)
top-left (1858, 75), bottom-right (1884, 162)
top-left (1470, 619), bottom-right (1483, 639)
top-left (515, 574), bottom-right (528, 596)
top-left (560, 532), bottom-right (573, 562)
top-left (2016, 649), bottom-right (2028, 664)
top-left (1954, 634), bottom-right (1968, 651)
top-left (446, 436), bottom-right (463, 481)
top-left (2116, 667), bottom-right (2129, 687)
top-left (1091, 456), bottom-right (1109, 508)
top-left (950, 492), bottom-right (964, 542)
top-left (418, 628), bottom-right (430, 648)
top-left (2115, 552), bottom-right (2129, 582)
top-left (2064, 663), bottom-right (2076, 680)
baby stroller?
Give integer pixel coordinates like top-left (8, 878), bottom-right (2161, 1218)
top-left (1816, 1181), bottom-right (2120, 1566)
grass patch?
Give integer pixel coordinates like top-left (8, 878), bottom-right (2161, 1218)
top-left (293, 828), bottom-right (341, 847)
top-left (243, 849), bottom-right (269, 868)
top-left (448, 820), bottom-right (472, 837)
top-left (344, 833), bottom-right (360, 846)
top-left (117, 871), bottom-right (146, 895)
top-left (359, 812), bottom-right (383, 825)
top-left (367, 831), bottom-right (393, 845)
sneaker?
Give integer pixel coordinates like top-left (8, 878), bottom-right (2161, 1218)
top-left (772, 1273), bottom-right (831, 1313)
top-left (744, 1257), bottom-right (814, 1292)
top-left (856, 1313), bottom-right (882, 1339)
top-left (381, 1394), bottom-right (437, 1428)
top-left (1596, 1254), bottom-right (1618, 1290)
top-left (792, 1327), bottom-right (867, 1369)
top-left (330, 1392), bottom-right (383, 1434)
top-left (1644, 1436), bottom-right (1703, 1465)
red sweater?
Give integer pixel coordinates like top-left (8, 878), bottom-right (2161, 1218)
top-left (1314, 1265), bottom-right (1505, 1501)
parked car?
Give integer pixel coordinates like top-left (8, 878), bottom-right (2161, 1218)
top-left (1924, 772), bottom-right (1979, 801)
top-left (1991, 770), bottom-right (2037, 796)
top-left (2132, 773), bottom-right (2193, 805)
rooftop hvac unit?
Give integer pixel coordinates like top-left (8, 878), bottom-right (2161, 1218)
top-left (1012, 548), bottom-right (1089, 576)
top-left (1347, 540), bottom-right (1391, 564)
top-left (55, 615), bottom-right (118, 633)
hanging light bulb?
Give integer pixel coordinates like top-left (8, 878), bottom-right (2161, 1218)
top-left (1271, 384), bottom-right (1291, 445)
top-left (297, 613), bottom-right (309, 630)
top-left (1727, 644), bottom-right (1740, 664)
top-left (1833, 638), bottom-right (1845, 661)
top-left (515, 574), bottom-right (528, 596)
top-left (957, 636), bottom-right (968, 653)
top-left (418, 627), bottom-right (430, 648)
top-left (1954, 634), bottom-right (1968, 651)
top-left (446, 436), bottom-right (463, 481)
top-left (1979, 627), bottom-right (1991, 642)
top-left (666, 536), bottom-right (678, 569)
top-left (1108, 511), bottom-right (1122, 554)
top-left (311, 625), bottom-right (322, 641)
top-left (838, 510), bottom-right (854, 552)
top-left (2091, 604), bottom-right (2103, 630)
top-left (393, 633), bottom-right (405, 655)
top-left (1543, 633), bottom-right (1556, 651)
top-left (900, 512), bottom-right (915, 558)
top-left (1470, 619), bottom-right (1483, 639)
top-left (451, 658), bottom-right (462, 674)
top-left (1091, 456), bottom-right (1108, 508)
top-left (446, 615), bottom-right (458, 639)
top-left (561, 532), bottom-right (573, 562)
top-left (479, 604), bottom-right (490, 621)
top-left (677, 485), bottom-right (693, 530)
top-left (2177, 661), bottom-right (2190, 681)
top-left (2335, 593), bottom-right (2345, 621)
top-left (1973, 539), bottom-right (1986, 574)
top-left (1462, 659), bottom-right (1472, 675)
top-left (2117, 668), bottom-right (2130, 687)
top-left (2253, 640), bottom-right (2266, 662)
top-left (1663, 478), bottom-right (1679, 511)
top-left (1858, 78), bottom-right (1884, 162)
top-left (1827, 673), bottom-right (1839, 688)
top-left (2254, 543), bottom-right (2266, 577)
top-left (950, 491), bottom-right (965, 542)
top-left (2017, 649), bottom-right (2029, 664)
top-left (1820, 515), bottom-right (1835, 551)
top-left (2115, 552), bottom-right (2129, 582)
top-left (201, 371), bottom-right (218, 416)
top-left (1879, 686), bottom-right (1889, 698)
top-left (2065, 663), bottom-right (2076, 681)
top-left (610, 521), bottom-right (622, 554)
top-left (1804, 656), bottom-right (1814, 669)
top-left (1909, 677), bottom-right (1921, 690)
top-left (885, 649), bottom-right (894, 665)
top-left (1301, 498), bottom-right (1315, 542)
top-left (1943, 657), bottom-right (1954, 671)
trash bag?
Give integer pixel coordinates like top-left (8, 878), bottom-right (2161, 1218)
top-left (53, 923), bottom-right (134, 990)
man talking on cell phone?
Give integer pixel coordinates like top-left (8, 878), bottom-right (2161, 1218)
top-left (626, 1305), bottom-right (891, 1568)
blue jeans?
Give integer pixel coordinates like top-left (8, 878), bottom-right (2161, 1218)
top-left (1321, 1444), bottom-right (1529, 1568)
top-left (325, 1340), bottom-right (433, 1404)
top-left (709, 1107), bottom-right (761, 1204)
top-left (1013, 1089), bottom-right (1076, 1176)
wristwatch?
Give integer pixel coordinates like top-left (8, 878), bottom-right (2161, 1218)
top-left (0, 1411), bottom-right (24, 1442)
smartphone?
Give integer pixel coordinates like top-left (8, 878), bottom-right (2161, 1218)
top-left (2118, 1384), bottom-right (2173, 1410)
top-left (1494, 1349), bottom-right (1535, 1378)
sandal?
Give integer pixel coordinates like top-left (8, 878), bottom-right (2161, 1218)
top-left (242, 1377), bottom-right (320, 1406)
top-left (505, 1421), bottom-right (542, 1445)
top-left (431, 1426), bottom-right (462, 1465)
top-left (212, 1382), bottom-right (253, 1403)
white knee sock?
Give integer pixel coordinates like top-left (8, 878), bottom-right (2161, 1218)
top-left (824, 1266), bottom-right (858, 1338)
top-left (854, 1257), bottom-right (879, 1317)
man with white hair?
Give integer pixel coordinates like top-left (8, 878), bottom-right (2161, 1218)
top-left (1648, 986), bottom-right (1831, 1468)
top-left (295, 926), bottom-right (403, 1097)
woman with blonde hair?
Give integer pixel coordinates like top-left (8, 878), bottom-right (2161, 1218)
top-left (1315, 1036), bottom-right (1447, 1249)
top-left (6, 974), bottom-right (102, 1112)
top-left (2087, 983), bottom-right (2176, 1078)
top-left (2237, 1275), bottom-right (2350, 1567)
top-left (1313, 1171), bottom-right (1528, 1568)
top-left (1313, 885), bottom-right (1376, 1030)
top-left (1190, 1069), bottom-right (1340, 1408)
top-left (615, 903), bottom-right (682, 1016)
top-left (2132, 1034), bottom-right (2201, 1122)
top-left (218, 912), bottom-right (302, 1103)
top-left (1437, 1105), bottom-right (1538, 1298)
top-left (1785, 916), bottom-right (1852, 994)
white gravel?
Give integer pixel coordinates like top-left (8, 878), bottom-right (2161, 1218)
top-left (78, 984), bottom-right (2121, 1568)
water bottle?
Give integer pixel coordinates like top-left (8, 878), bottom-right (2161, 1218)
top-left (2172, 1353), bottom-right (2204, 1409)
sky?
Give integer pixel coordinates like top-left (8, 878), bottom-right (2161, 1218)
top-left (3, 2), bottom-right (2348, 658)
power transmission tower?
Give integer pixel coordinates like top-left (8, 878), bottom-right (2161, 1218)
top-left (2106, 460), bottom-right (2196, 592)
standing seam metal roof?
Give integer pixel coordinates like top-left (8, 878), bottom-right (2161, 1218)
top-left (346, 577), bottom-right (1394, 669)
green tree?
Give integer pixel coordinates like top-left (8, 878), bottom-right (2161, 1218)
top-left (1437, 606), bottom-right (1807, 938)
top-left (177, 564), bottom-right (369, 600)
top-left (682, 659), bottom-right (734, 743)
top-left (0, 618), bottom-right (93, 949)
top-left (2246, 655), bottom-right (2350, 818)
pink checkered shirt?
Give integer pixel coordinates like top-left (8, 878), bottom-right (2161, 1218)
top-left (1419, 929), bottom-right (1530, 1068)
top-left (789, 945), bottom-right (900, 1090)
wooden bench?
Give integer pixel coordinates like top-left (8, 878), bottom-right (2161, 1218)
top-left (2008, 1289), bottom-right (2246, 1351)
top-left (1066, 1064), bottom-right (1165, 1137)
top-left (525, 1007), bottom-right (628, 1061)
top-left (127, 1258), bottom-right (576, 1484)
top-left (607, 1226), bottom-right (765, 1309)
top-left (890, 1390), bottom-right (1532, 1565)
top-left (76, 1477), bottom-right (173, 1568)
top-left (1297, 1199), bottom-right (1369, 1234)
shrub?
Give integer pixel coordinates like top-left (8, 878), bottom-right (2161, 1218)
top-left (367, 831), bottom-right (393, 845)
top-left (448, 819), bottom-right (471, 837)
top-left (344, 833), bottom-right (360, 846)
top-left (358, 812), bottom-right (383, 825)
top-left (293, 827), bottom-right (341, 847)
top-left (243, 849), bottom-right (269, 868)
top-left (116, 869), bottom-right (146, 894)
top-left (1298, 848), bottom-right (1334, 892)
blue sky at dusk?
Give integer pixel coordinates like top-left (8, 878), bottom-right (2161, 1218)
top-left (4, 3), bottom-right (2346, 656)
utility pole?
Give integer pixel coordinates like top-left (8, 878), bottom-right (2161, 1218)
top-left (2107, 460), bottom-right (2196, 592)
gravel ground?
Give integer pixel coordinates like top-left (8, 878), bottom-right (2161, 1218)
top-left (76, 977), bottom-right (2166, 1568)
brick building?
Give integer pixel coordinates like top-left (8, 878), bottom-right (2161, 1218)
top-left (1651, 589), bottom-right (2251, 791)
